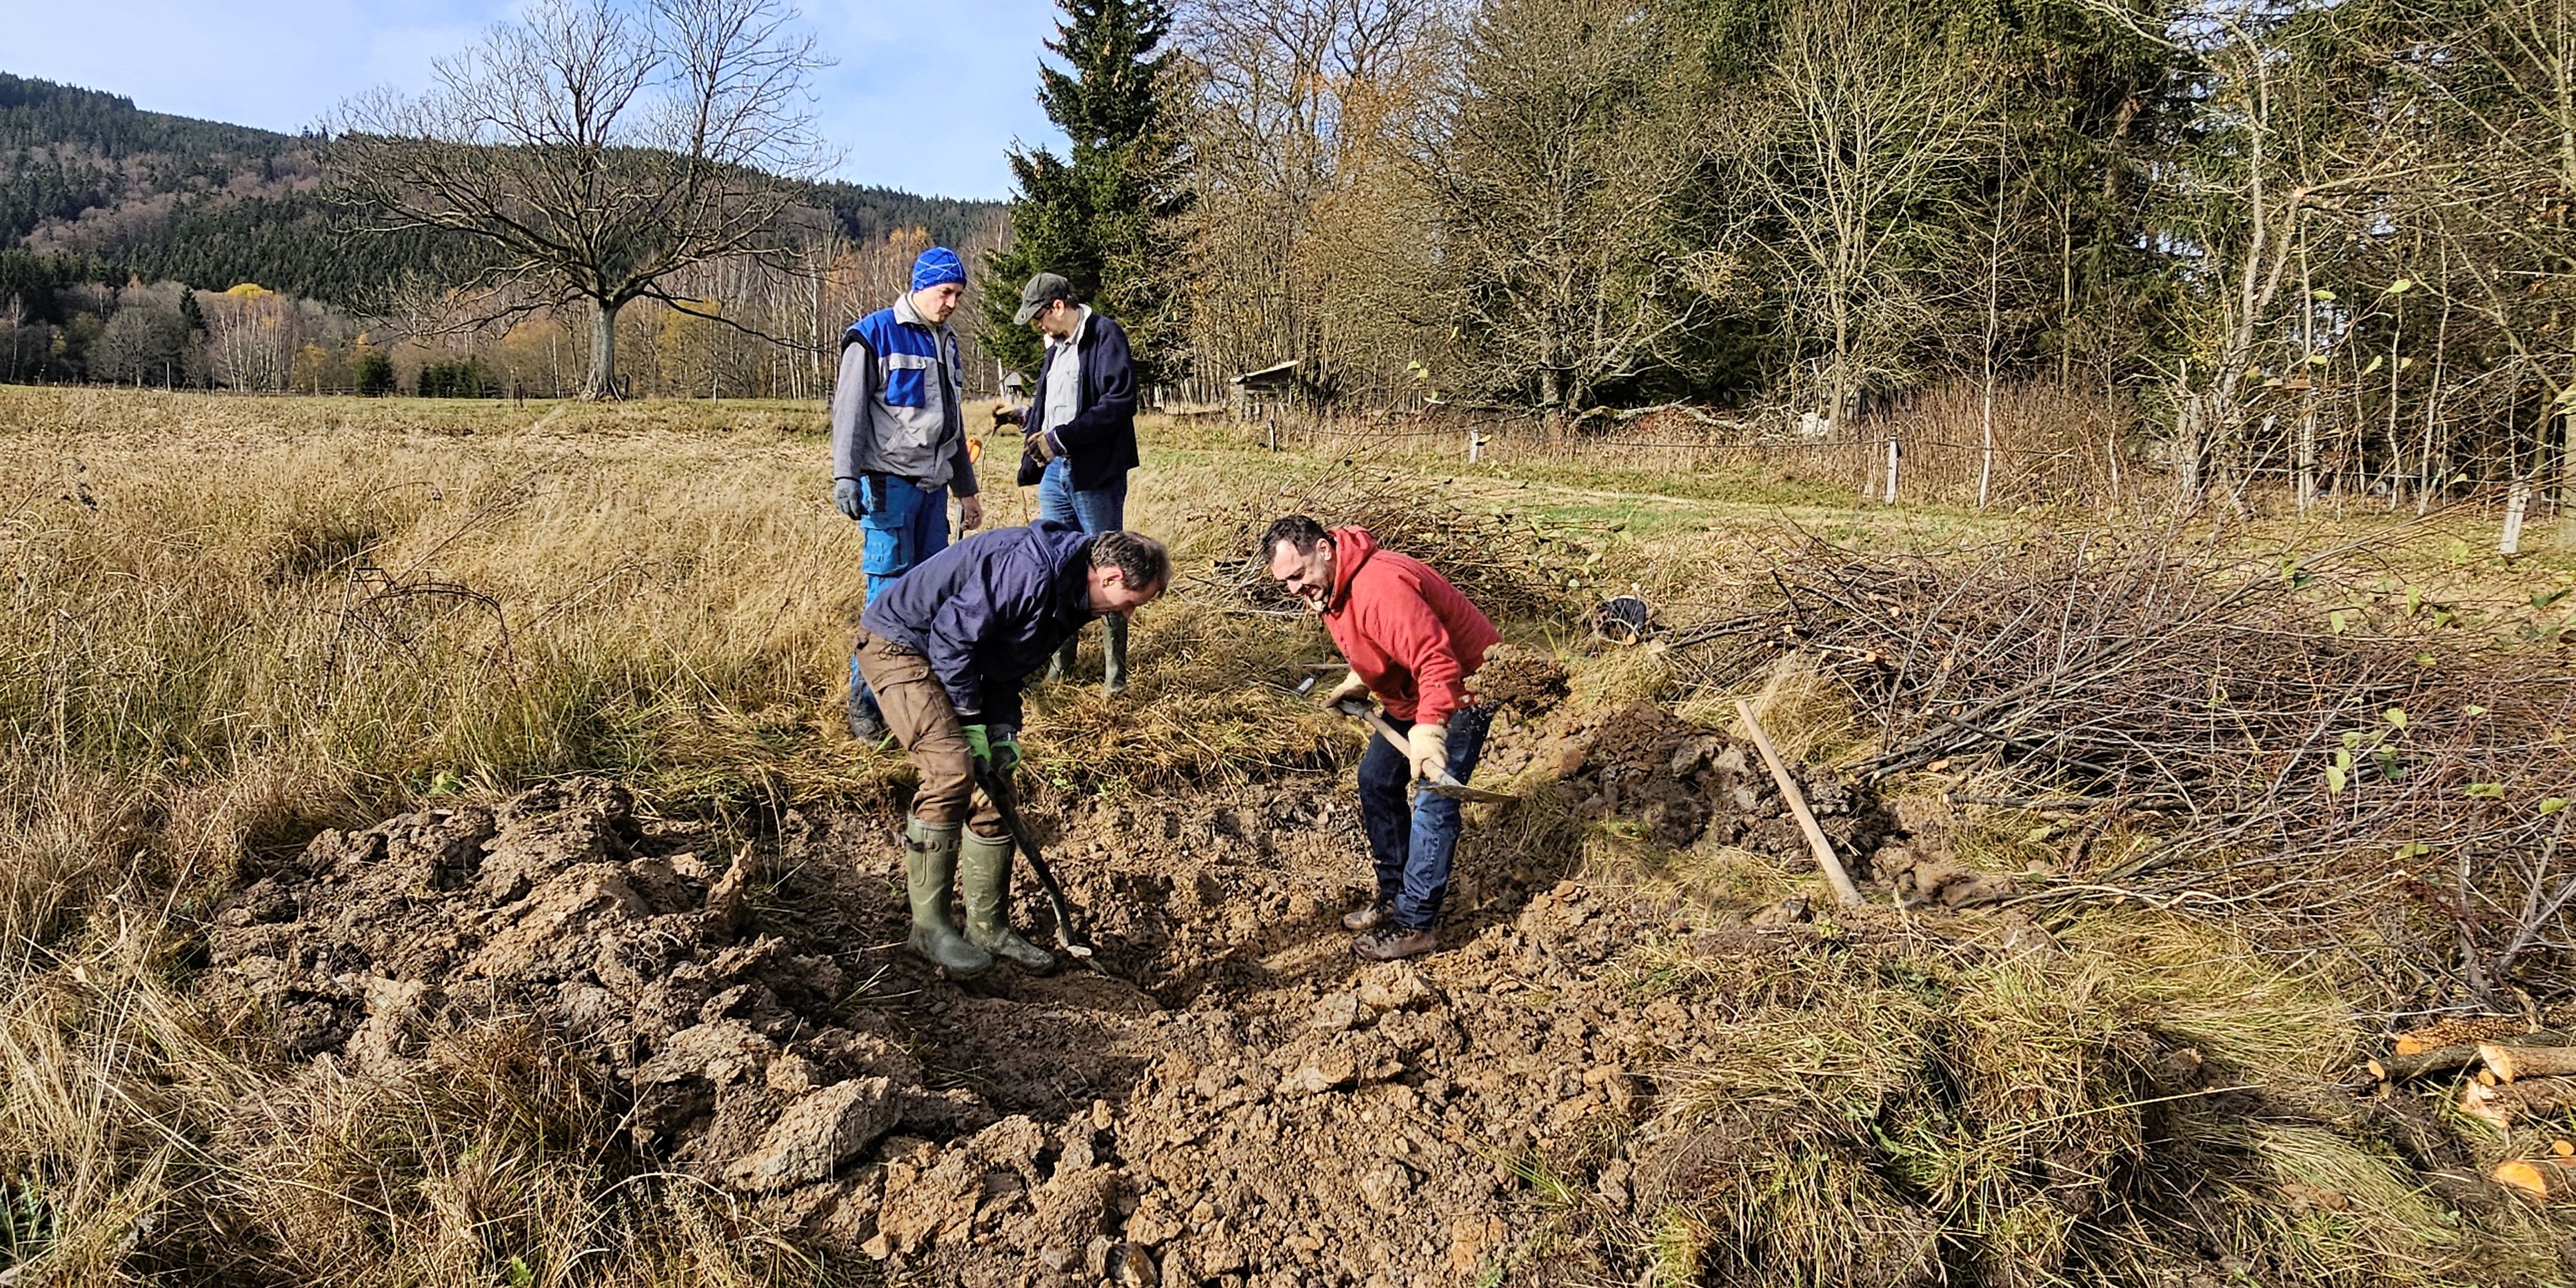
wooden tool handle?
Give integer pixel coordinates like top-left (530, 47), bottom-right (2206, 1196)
top-left (1737, 699), bottom-right (1866, 909)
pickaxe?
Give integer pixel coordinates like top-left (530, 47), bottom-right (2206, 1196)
top-left (969, 762), bottom-right (1098, 961)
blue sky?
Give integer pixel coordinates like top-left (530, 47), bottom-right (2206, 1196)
top-left (4, 0), bottom-right (1065, 201)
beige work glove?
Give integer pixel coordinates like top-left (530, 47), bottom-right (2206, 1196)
top-left (991, 400), bottom-right (1021, 427)
top-left (1329, 670), bottom-right (1370, 711)
top-left (1407, 722), bottom-right (1449, 782)
top-left (1320, 670), bottom-right (1371, 710)
top-left (1025, 430), bottom-right (1058, 462)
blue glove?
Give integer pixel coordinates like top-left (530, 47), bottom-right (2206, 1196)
top-left (833, 476), bottom-right (863, 521)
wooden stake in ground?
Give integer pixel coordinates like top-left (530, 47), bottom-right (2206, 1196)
top-left (1736, 698), bottom-right (1866, 908)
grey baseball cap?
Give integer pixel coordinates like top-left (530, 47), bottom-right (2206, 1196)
top-left (1014, 272), bottom-right (1074, 325)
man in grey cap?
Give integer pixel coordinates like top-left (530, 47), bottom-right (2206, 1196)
top-left (993, 273), bottom-right (1143, 694)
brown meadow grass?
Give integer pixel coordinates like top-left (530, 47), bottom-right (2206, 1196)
top-left (1, 388), bottom-right (2568, 1285)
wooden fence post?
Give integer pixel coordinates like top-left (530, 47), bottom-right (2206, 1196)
top-left (1884, 436), bottom-right (1902, 504)
top-left (2502, 479), bottom-right (2533, 555)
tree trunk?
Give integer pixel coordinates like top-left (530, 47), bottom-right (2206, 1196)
top-left (2482, 1043), bottom-right (2576, 1083)
top-left (2558, 394), bottom-right (2576, 545)
top-left (2296, 403), bottom-right (2318, 516)
top-left (585, 297), bottom-right (621, 400)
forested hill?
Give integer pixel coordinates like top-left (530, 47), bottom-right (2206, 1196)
top-left (0, 72), bottom-right (1001, 309)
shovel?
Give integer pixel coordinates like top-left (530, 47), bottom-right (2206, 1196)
top-left (1334, 698), bottom-right (1520, 804)
top-left (969, 762), bottom-right (1098, 961)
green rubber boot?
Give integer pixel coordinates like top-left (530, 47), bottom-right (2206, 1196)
top-left (960, 829), bottom-right (1056, 972)
top-left (904, 817), bottom-right (992, 976)
top-left (1100, 614), bottom-right (1129, 696)
top-left (1047, 635), bottom-right (1080, 684)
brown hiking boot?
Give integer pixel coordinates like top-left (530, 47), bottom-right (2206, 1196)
top-left (1352, 925), bottom-right (1436, 961)
top-left (1342, 901), bottom-right (1389, 932)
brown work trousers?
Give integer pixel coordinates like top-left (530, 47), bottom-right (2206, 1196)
top-left (852, 629), bottom-right (1004, 836)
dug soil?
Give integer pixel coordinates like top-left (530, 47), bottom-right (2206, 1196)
top-left (199, 698), bottom-right (2042, 1287)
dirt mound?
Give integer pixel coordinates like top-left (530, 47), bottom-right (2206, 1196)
top-left (1467, 643), bottom-right (1569, 715)
top-left (203, 778), bottom-right (980, 1239)
top-left (207, 701), bottom-right (2541, 1287)
top-left (1481, 698), bottom-right (1904, 867)
top-left (194, 692), bottom-right (1933, 1285)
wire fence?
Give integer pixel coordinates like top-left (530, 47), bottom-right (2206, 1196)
top-left (1249, 408), bottom-right (2130, 509)
top-left (1245, 399), bottom-right (2569, 523)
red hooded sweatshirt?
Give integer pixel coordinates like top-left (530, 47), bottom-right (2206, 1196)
top-left (1320, 526), bottom-right (1501, 725)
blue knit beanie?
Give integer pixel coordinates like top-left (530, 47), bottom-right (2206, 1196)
top-left (911, 246), bottom-right (967, 292)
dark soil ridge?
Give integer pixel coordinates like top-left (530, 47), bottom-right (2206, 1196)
top-left (195, 701), bottom-right (2238, 1287)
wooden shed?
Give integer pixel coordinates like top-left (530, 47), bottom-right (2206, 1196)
top-left (1230, 360), bottom-right (1300, 421)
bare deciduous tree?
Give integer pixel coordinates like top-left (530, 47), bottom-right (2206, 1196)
top-left (1422, 0), bottom-right (1707, 414)
top-left (2384, 0), bottom-right (2576, 532)
top-left (1718, 0), bottom-right (2000, 433)
top-left (325, 0), bottom-right (831, 399)
top-left (1174, 0), bottom-right (1458, 403)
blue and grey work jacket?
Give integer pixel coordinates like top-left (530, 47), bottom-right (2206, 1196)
top-left (830, 291), bottom-right (978, 496)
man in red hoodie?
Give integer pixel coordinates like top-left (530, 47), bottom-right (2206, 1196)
top-left (1262, 514), bottom-right (1501, 960)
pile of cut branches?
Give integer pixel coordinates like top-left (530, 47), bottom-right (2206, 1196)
top-left (1678, 527), bottom-right (2576, 1009)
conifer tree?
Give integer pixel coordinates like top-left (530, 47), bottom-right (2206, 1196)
top-left (978, 0), bottom-right (1189, 383)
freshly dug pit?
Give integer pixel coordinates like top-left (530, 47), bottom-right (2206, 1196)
top-left (194, 701), bottom-right (2511, 1288)
top-left (197, 694), bottom-right (1924, 1283)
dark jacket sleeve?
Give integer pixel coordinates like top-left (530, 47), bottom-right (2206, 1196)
top-left (923, 565), bottom-right (993, 721)
top-left (1045, 316), bottom-right (1136, 456)
top-left (829, 339), bottom-right (876, 482)
top-left (1016, 345), bottom-right (1057, 487)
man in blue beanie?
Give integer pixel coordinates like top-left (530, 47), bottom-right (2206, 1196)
top-left (833, 246), bottom-right (985, 742)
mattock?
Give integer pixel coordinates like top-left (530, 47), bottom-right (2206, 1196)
top-left (1334, 698), bottom-right (1520, 804)
top-left (970, 761), bottom-right (1104, 967)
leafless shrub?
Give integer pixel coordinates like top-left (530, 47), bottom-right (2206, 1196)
top-left (1675, 523), bottom-right (2576, 1007)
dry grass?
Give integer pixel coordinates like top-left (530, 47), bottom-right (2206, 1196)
top-left (5, 388), bottom-right (2570, 1285)
top-left (1604, 893), bottom-right (2544, 1287)
top-left (0, 388), bottom-right (1193, 1285)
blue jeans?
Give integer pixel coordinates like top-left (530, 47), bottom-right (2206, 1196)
top-left (1036, 456), bottom-right (1127, 533)
top-left (1356, 704), bottom-right (1495, 932)
top-left (849, 474), bottom-right (952, 723)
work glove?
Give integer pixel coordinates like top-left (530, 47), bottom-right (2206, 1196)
top-left (1407, 722), bottom-right (1450, 783)
top-left (1025, 430), bottom-right (1058, 463)
top-left (833, 476), bottom-right (863, 521)
top-left (1320, 670), bottom-right (1371, 710)
top-left (962, 723), bottom-right (1021, 776)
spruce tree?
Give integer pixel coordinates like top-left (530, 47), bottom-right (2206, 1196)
top-left (978, 0), bottom-right (1189, 385)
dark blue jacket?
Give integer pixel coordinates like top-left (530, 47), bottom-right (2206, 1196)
top-left (1016, 311), bottom-right (1140, 492)
top-left (861, 521), bottom-right (1096, 729)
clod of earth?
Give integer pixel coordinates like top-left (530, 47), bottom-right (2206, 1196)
top-left (186, 685), bottom-right (2554, 1285)
top-left (185, 689), bottom-right (1951, 1284)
